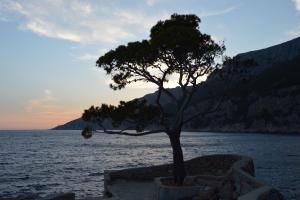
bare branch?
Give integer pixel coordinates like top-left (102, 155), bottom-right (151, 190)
top-left (181, 59), bottom-right (238, 126)
top-left (182, 94), bottom-right (226, 125)
top-left (94, 129), bottom-right (164, 136)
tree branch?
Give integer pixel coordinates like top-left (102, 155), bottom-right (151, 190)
top-left (94, 129), bottom-right (164, 136)
top-left (182, 94), bottom-right (226, 125)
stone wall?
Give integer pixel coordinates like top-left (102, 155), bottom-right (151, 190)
top-left (104, 154), bottom-right (285, 200)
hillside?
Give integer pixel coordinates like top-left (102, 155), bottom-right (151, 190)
top-left (53, 118), bottom-right (97, 130)
top-left (53, 37), bottom-right (300, 133)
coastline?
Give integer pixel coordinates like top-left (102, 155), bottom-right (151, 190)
top-left (0, 128), bottom-right (299, 135)
top-left (48, 127), bottom-right (300, 135)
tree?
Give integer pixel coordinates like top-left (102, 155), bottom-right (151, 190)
top-left (82, 14), bottom-right (225, 185)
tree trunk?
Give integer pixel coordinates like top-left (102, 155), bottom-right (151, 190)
top-left (168, 132), bottom-right (186, 186)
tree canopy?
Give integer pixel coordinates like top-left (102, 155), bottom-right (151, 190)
top-left (97, 14), bottom-right (224, 91)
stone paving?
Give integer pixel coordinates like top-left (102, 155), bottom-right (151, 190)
top-left (105, 180), bottom-right (155, 200)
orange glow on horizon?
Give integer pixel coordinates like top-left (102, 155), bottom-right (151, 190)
top-left (0, 111), bottom-right (81, 130)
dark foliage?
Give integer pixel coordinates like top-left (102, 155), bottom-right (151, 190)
top-left (82, 99), bottom-right (160, 132)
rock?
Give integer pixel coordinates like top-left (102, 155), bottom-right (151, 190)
top-left (216, 169), bottom-right (223, 176)
top-left (43, 193), bottom-right (75, 200)
top-left (218, 176), bottom-right (236, 200)
top-left (240, 181), bottom-right (254, 195)
top-left (258, 189), bottom-right (285, 200)
top-left (196, 187), bottom-right (219, 200)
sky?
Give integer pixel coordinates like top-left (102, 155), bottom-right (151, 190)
top-left (0, 0), bottom-right (300, 129)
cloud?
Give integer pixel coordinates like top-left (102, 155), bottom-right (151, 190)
top-left (72, 48), bottom-right (108, 62)
top-left (23, 89), bottom-right (80, 128)
top-left (76, 53), bottom-right (100, 62)
top-left (25, 89), bottom-right (58, 113)
top-left (292, 0), bottom-right (300, 11)
top-left (286, 1), bottom-right (300, 39)
top-left (0, 0), bottom-right (238, 45)
top-left (286, 24), bottom-right (300, 38)
top-left (198, 5), bottom-right (238, 18)
top-left (0, 0), bottom-right (143, 44)
top-left (21, 19), bottom-right (82, 42)
top-left (0, 16), bottom-right (9, 22)
top-left (146, 0), bottom-right (159, 6)
top-left (71, 1), bottom-right (93, 16)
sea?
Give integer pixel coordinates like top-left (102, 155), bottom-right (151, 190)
top-left (0, 130), bottom-right (299, 199)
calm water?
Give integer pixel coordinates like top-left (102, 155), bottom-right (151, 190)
top-left (0, 130), bottom-right (299, 199)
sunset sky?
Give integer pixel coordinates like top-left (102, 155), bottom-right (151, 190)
top-left (0, 0), bottom-right (300, 129)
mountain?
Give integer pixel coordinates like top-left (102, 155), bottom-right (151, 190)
top-left (238, 37), bottom-right (300, 74)
top-left (53, 118), bottom-right (96, 130)
top-left (53, 118), bottom-right (114, 130)
top-left (53, 37), bottom-right (300, 133)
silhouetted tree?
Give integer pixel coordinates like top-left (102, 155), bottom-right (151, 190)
top-left (82, 14), bottom-right (226, 185)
